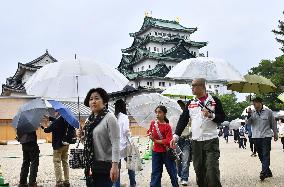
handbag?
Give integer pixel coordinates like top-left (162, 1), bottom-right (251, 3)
top-left (69, 142), bottom-right (85, 169)
top-left (126, 137), bottom-right (142, 171)
top-left (153, 122), bottom-right (177, 161)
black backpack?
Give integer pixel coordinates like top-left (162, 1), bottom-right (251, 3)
top-left (62, 124), bottom-right (77, 144)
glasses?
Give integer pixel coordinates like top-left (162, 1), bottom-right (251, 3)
top-left (191, 84), bottom-right (202, 87)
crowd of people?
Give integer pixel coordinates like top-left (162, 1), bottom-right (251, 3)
top-left (15, 78), bottom-right (284, 187)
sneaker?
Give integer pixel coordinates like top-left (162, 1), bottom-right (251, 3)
top-left (260, 173), bottom-right (266, 181)
top-left (181, 180), bottom-right (188, 186)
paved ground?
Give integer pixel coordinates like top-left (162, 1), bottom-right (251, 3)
top-left (1, 136), bottom-right (284, 187)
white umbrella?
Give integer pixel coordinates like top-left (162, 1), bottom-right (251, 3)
top-left (166, 57), bottom-right (244, 81)
top-left (229, 118), bottom-right (244, 130)
top-left (276, 110), bottom-right (284, 118)
top-left (241, 105), bottom-right (268, 116)
top-left (25, 59), bottom-right (129, 101)
top-left (161, 84), bottom-right (193, 99)
top-left (128, 93), bottom-right (182, 128)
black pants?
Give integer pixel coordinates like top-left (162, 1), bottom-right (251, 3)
top-left (249, 137), bottom-right (256, 154)
top-left (254, 138), bottom-right (272, 175)
top-left (281, 137), bottom-right (284, 149)
top-left (19, 142), bottom-right (40, 185)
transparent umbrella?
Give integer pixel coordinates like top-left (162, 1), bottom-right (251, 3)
top-left (128, 93), bottom-right (182, 128)
top-left (166, 57), bottom-right (244, 81)
top-left (161, 84), bottom-right (193, 100)
top-left (25, 59), bottom-right (129, 124)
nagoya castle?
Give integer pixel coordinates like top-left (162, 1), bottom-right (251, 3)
top-left (118, 14), bottom-right (207, 89)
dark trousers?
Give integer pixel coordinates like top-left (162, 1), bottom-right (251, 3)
top-left (281, 137), bottom-right (284, 149)
top-left (249, 137), bottom-right (256, 154)
top-left (86, 173), bottom-right (113, 187)
top-left (239, 138), bottom-right (245, 149)
top-left (254, 137), bottom-right (272, 175)
top-left (19, 142), bottom-right (40, 185)
top-left (150, 151), bottom-right (179, 187)
top-left (192, 138), bottom-right (222, 187)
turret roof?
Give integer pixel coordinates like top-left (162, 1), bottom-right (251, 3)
top-left (130, 16), bottom-right (197, 37)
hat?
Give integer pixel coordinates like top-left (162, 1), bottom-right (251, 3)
top-left (252, 97), bottom-right (263, 103)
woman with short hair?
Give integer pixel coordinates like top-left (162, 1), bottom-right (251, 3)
top-left (81, 87), bottom-right (120, 187)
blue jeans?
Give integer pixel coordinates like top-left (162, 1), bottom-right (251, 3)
top-left (150, 151), bottom-right (179, 187)
top-left (113, 158), bottom-right (136, 187)
top-left (254, 137), bottom-right (272, 175)
top-left (177, 137), bottom-right (191, 182)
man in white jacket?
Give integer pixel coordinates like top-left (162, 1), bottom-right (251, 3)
top-left (170, 78), bottom-right (225, 187)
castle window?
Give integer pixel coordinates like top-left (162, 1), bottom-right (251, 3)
top-left (142, 66), bottom-right (144, 71)
top-left (155, 32), bottom-right (157, 36)
top-left (154, 47), bottom-right (156, 51)
top-left (164, 48), bottom-right (166, 52)
top-left (158, 32), bottom-right (162, 36)
top-left (169, 83), bottom-right (172, 86)
top-left (148, 47), bottom-right (150, 51)
top-left (169, 66), bottom-right (171, 70)
top-left (138, 68), bottom-right (139, 71)
top-left (163, 33), bottom-right (166, 36)
top-left (149, 65), bottom-right (151, 68)
top-left (149, 32), bottom-right (152, 35)
top-left (159, 82), bottom-right (165, 87)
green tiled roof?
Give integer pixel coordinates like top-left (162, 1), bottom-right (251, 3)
top-left (124, 63), bottom-right (170, 80)
top-left (130, 16), bottom-right (197, 37)
top-left (122, 35), bottom-right (207, 53)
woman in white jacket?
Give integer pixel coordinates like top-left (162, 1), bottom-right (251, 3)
top-left (113, 99), bottom-right (136, 187)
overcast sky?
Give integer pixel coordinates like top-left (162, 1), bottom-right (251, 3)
top-left (1, 0), bottom-right (284, 90)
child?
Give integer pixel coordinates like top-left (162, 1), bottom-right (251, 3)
top-left (147, 105), bottom-right (179, 187)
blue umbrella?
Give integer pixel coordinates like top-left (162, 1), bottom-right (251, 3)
top-left (47, 100), bottom-right (80, 128)
top-left (13, 98), bottom-right (47, 134)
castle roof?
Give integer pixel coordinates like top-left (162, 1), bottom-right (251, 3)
top-left (130, 16), bottom-right (197, 37)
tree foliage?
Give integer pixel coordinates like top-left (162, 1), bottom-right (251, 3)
top-left (217, 93), bottom-right (249, 121)
top-left (272, 11), bottom-right (284, 53)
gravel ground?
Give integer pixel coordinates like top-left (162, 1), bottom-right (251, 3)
top-left (1, 136), bottom-right (284, 187)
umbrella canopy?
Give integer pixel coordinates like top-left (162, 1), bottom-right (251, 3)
top-left (277, 93), bottom-right (284, 103)
top-left (229, 119), bottom-right (244, 130)
top-left (12, 98), bottom-right (48, 134)
top-left (276, 110), bottom-right (284, 118)
top-left (165, 57), bottom-right (244, 81)
top-left (128, 93), bottom-right (182, 128)
top-left (241, 105), bottom-right (269, 116)
top-left (227, 74), bottom-right (277, 94)
top-left (25, 59), bottom-right (129, 101)
top-left (47, 100), bottom-right (80, 128)
top-left (221, 121), bottom-right (230, 126)
top-left (161, 84), bottom-right (193, 99)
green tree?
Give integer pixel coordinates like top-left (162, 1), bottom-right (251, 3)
top-left (218, 93), bottom-right (249, 121)
top-left (272, 11), bottom-right (284, 53)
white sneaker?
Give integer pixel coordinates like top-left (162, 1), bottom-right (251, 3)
top-left (181, 180), bottom-right (188, 186)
